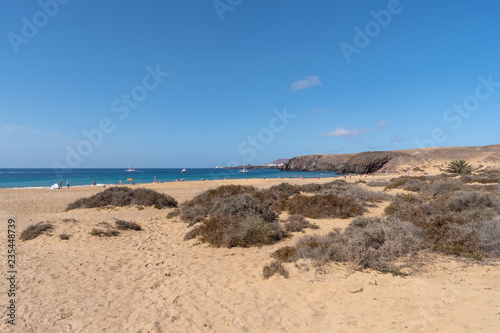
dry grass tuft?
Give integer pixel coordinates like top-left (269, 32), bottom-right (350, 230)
top-left (20, 222), bottom-right (53, 241)
top-left (115, 219), bottom-right (142, 231)
top-left (262, 260), bottom-right (289, 279)
top-left (283, 215), bottom-right (319, 232)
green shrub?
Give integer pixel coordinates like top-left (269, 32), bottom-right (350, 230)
top-left (446, 159), bottom-right (472, 174)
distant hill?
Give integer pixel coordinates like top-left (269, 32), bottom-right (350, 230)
top-left (261, 159), bottom-right (290, 167)
top-left (280, 144), bottom-right (500, 174)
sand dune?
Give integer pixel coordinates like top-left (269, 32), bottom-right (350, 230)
top-left (1, 177), bottom-right (499, 332)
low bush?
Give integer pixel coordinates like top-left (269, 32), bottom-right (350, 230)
top-left (384, 176), bottom-right (428, 191)
top-left (66, 187), bottom-right (177, 210)
top-left (384, 188), bottom-right (500, 259)
top-left (20, 222), bottom-right (53, 241)
top-left (283, 215), bottom-right (319, 232)
top-left (183, 227), bottom-right (199, 241)
top-left (166, 209), bottom-right (180, 219)
top-left (447, 190), bottom-right (500, 213)
top-left (288, 194), bottom-right (365, 219)
top-left (268, 183), bottom-right (301, 196)
top-left (460, 175), bottom-right (499, 184)
top-left (196, 215), bottom-right (286, 248)
top-left (262, 260), bottom-right (289, 279)
top-left (59, 234), bottom-right (70, 240)
top-left (115, 220), bottom-right (142, 231)
top-left (301, 183), bottom-right (323, 193)
top-left (271, 246), bottom-right (297, 263)
top-left (90, 228), bottom-right (120, 237)
top-left (179, 185), bottom-right (257, 225)
top-left (366, 180), bottom-right (391, 187)
top-left (478, 217), bottom-right (500, 257)
top-left (284, 217), bottom-right (422, 272)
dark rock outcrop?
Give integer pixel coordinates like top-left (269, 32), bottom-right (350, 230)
top-left (281, 151), bottom-right (415, 174)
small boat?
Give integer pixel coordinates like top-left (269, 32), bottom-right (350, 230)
top-left (125, 154), bottom-right (138, 172)
top-left (239, 152), bottom-right (250, 173)
top-left (181, 168), bottom-right (186, 173)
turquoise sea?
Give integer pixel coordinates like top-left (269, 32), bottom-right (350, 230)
top-left (0, 168), bottom-right (340, 189)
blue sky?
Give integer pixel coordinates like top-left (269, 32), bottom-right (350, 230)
top-left (1, 0), bottom-right (499, 168)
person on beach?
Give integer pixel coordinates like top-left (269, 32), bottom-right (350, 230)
top-left (59, 181), bottom-right (62, 189)
top-left (154, 176), bottom-right (156, 183)
top-left (93, 180), bottom-right (96, 187)
top-left (66, 180), bottom-right (69, 188)
top-left (119, 180), bottom-right (122, 185)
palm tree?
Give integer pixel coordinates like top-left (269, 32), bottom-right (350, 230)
top-left (446, 159), bottom-right (472, 174)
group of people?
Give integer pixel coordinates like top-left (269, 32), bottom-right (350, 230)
top-left (57, 181), bottom-right (70, 188)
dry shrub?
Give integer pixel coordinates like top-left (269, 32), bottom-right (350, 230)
top-left (253, 189), bottom-right (289, 213)
top-left (59, 234), bottom-right (70, 240)
top-left (197, 215), bottom-right (286, 248)
top-left (385, 176), bottom-right (428, 192)
top-left (20, 222), bottom-right (53, 241)
top-left (90, 228), bottom-right (119, 237)
top-left (283, 215), bottom-right (319, 232)
top-left (271, 246), bottom-right (297, 263)
top-left (179, 185), bottom-right (256, 225)
top-left (385, 188), bottom-right (500, 259)
top-left (167, 209), bottom-right (180, 219)
top-left (66, 187), bottom-right (177, 210)
top-left (424, 179), bottom-right (464, 195)
top-left (322, 184), bottom-right (390, 203)
top-left (460, 175), bottom-right (499, 184)
top-left (209, 193), bottom-right (277, 223)
top-left (289, 217), bottom-right (422, 272)
top-left (262, 260), bottom-right (289, 279)
top-left (115, 220), bottom-right (142, 230)
top-left (288, 194), bottom-right (365, 219)
top-left (366, 180), bottom-right (391, 187)
top-left (301, 183), bottom-right (323, 193)
top-left (478, 217), bottom-right (500, 257)
top-left (183, 227), bottom-right (199, 241)
top-left (447, 190), bottom-right (500, 213)
top-left (384, 194), bottom-right (428, 224)
top-left (268, 182), bottom-right (301, 196)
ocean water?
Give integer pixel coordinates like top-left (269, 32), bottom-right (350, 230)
top-left (0, 168), bottom-right (340, 189)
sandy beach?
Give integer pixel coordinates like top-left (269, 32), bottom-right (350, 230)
top-left (1, 176), bottom-right (499, 332)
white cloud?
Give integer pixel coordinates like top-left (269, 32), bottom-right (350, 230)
top-left (321, 127), bottom-right (362, 138)
top-left (321, 120), bottom-right (389, 139)
top-left (290, 76), bottom-right (322, 90)
top-left (390, 135), bottom-right (409, 143)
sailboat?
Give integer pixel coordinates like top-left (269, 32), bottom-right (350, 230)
top-left (125, 155), bottom-right (138, 172)
top-left (181, 168), bottom-right (186, 173)
top-left (239, 152), bottom-right (250, 173)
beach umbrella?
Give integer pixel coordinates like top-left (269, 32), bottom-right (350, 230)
top-left (127, 178), bottom-right (133, 181)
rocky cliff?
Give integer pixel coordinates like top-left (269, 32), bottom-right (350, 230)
top-left (281, 151), bottom-right (415, 174)
top-left (281, 144), bottom-right (500, 174)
